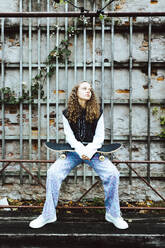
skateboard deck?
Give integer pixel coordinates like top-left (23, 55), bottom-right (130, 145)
top-left (45, 142), bottom-right (121, 154)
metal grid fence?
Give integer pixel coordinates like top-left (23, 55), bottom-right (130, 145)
top-left (0, 0), bottom-right (165, 187)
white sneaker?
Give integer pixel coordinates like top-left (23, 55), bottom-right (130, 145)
top-left (105, 213), bottom-right (128, 229)
top-left (29, 214), bottom-right (57, 229)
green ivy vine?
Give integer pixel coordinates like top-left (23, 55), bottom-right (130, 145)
top-left (159, 116), bottom-right (165, 138)
top-left (152, 107), bottom-right (165, 138)
top-left (0, 9), bottom-right (122, 105)
top-left (0, 83), bottom-right (45, 104)
top-left (0, 25), bottom-right (77, 104)
top-left (0, 87), bottom-right (18, 104)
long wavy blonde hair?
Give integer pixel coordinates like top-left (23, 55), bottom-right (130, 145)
top-left (67, 81), bottom-right (100, 123)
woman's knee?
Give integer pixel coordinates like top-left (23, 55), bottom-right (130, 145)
top-left (47, 162), bottom-right (60, 179)
top-left (106, 164), bottom-right (120, 180)
top-left (47, 160), bottom-right (69, 182)
top-left (47, 168), bottom-right (55, 180)
top-left (104, 168), bottom-right (119, 185)
top-left (106, 160), bottom-right (120, 177)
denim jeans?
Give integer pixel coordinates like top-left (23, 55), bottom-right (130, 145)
top-left (42, 152), bottom-right (120, 220)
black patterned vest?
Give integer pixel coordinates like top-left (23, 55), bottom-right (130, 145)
top-left (63, 108), bottom-right (103, 143)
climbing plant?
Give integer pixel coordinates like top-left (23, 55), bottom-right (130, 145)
top-left (159, 116), bottom-right (165, 138)
top-left (152, 107), bottom-right (165, 138)
top-left (0, 87), bottom-right (18, 104)
top-left (0, 27), bottom-right (75, 104)
top-left (0, 0), bottom-right (118, 105)
top-left (0, 83), bottom-right (46, 104)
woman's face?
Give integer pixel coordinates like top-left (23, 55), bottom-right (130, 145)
top-left (77, 82), bottom-right (92, 101)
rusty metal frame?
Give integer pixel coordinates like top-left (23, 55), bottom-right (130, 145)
top-left (0, 160), bottom-right (46, 189)
top-left (0, 159), bottom-right (165, 210)
top-left (0, 11), bottom-right (165, 211)
top-left (77, 160), bottom-right (165, 202)
top-left (0, 205), bottom-right (164, 210)
top-left (0, 12), bottom-right (165, 18)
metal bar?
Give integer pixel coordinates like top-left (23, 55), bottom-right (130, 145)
top-left (0, 205), bottom-right (164, 210)
top-left (0, 159), bottom-right (55, 163)
top-left (0, 164), bottom-right (46, 184)
top-left (2, 25), bottom-right (165, 34)
top-left (83, 4), bottom-right (87, 80)
top-left (54, 206), bottom-right (165, 210)
top-left (73, 166), bottom-right (78, 184)
top-left (147, 17), bottom-right (152, 183)
top-left (3, 61), bottom-right (165, 69)
top-left (54, 16), bottom-right (59, 163)
top-left (114, 160), bottom-right (165, 164)
top-left (73, 0), bottom-right (78, 87)
top-left (0, 12), bottom-right (165, 18)
top-left (64, 1), bottom-right (68, 104)
top-left (83, 164), bottom-right (86, 185)
top-left (46, 0), bottom-right (50, 169)
top-left (92, 1), bottom-right (96, 89)
top-left (1, 17), bottom-right (5, 184)
top-left (125, 162), bottom-right (165, 202)
top-left (101, 0), bottom-right (116, 12)
top-left (83, 0), bottom-right (87, 185)
top-left (1, 134), bottom-right (165, 141)
top-left (110, 16), bottom-right (114, 146)
top-left (37, 0), bottom-right (41, 181)
top-left (19, 0), bottom-right (23, 184)
top-left (77, 159), bottom-right (165, 202)
top-left (0, 205), bottom-right (42, 209)
top-left (19, 163), bottom-right (46, 189)
top-left (28, 0), bottom-right (32, 184)
top-left (101, 0), bottom-right (105, 111)
top-left (0, 97), bottom-right (164, 105)
top-left (109, 0), bottom-right (114, 143)
top-left (91, 1), bottom-right (96, 185)
top-left (76, 180), bottom-right (100, 202)
top-left (1, 173), bottom-right (165, 180)
top-left (55, 23), bottom-right (59, 143)
top-left (0, 162), bottom-right (46, 188)
top-left (0, 162), bottom-right (11, 175)
top-left (109, 2), bottom-right (115, 162)
top-left (129, 17), bottom-right (133, 185)
top-left (73, 0), bottom-right (78, 184)
top-left (0, 159), bottom-right (165, 164)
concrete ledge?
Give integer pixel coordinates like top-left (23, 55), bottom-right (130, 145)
top-left (0, 213), bottom-right (164, 248)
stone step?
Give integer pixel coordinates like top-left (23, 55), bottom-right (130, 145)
top-left (0, 214), bottom-right (164, 248)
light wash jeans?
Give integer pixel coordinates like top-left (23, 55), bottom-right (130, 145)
top-left (42, 152), bottom-right (120, 220)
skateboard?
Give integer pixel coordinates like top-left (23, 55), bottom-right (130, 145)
top-left (45, 142), bottom-right (121, 161)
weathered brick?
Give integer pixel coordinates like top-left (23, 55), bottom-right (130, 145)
top-left (150, 0), bottom-right (158, 4)
top-left (116, 89), bottom-right (130, 94)
top-left (157, 76), bottom-right (165, 81)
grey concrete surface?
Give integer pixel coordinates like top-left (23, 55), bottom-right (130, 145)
top-left (0, 212), bottom-right (164, 248)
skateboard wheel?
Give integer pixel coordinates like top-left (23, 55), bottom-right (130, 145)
top-left (60, 154), bottom-right (66, 160)
top-left (99, 155), bottom-right (105, 161)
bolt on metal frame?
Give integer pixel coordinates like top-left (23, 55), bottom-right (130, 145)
top-left (0, 4), bottom-right (165, 191)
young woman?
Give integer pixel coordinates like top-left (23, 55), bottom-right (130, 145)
top-left (29, 81), bottom-right (128, 229)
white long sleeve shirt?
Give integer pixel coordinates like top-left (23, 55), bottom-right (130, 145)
top-left (62, 113), bottom-right (105, 159)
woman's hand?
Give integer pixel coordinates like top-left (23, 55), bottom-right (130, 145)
top-left (82, 155), bottom-right (90, 160)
